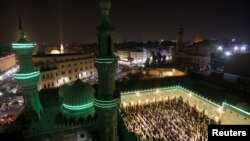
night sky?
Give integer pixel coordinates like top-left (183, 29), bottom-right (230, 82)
top-left (0, 0), bottom-right (249, 44)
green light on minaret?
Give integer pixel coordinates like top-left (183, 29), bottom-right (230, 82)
top-left (11, 18), bottom-right (43, 120)
top-left (13, 71), bottom-right (40, 80)
top-left (12, 43), bottom-right (35, 49)
top-left (94, 0), bottom-right (120, 141)
top-left (94, 98), bottom-right (120, 108)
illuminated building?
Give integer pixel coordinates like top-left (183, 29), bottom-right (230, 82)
top-left (0, 54), bottom-right (16, 73)
top-left (11, 18), bottom-right (43, 120)
top-left (116, 48), bottom-right (148, 65)
top-left (32, 53), bottom-right (96, 90)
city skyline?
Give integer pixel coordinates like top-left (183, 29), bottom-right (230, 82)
top-left (0, 0), bottom-right (249, 44)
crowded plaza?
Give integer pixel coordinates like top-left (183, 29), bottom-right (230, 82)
top-left (120, 96), bottom-right (220, 141)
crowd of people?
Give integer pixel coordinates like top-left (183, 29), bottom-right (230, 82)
top-left (120, 96), bottom-right (220, 141)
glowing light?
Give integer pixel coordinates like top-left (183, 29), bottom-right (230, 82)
top-left (217, 107), bottom-right (224, 114)
top-left (122, 102), bottom-right (127, 107)
top-left (0, 92), bottom-right (2, 96)
top-left (50, 49), bottom-right (60, 54)
top-left (94, 98), bottom-right (120, 108)
top-left (13, 71), bottom-right (40, 80)
top-left (240, 46), bottom-right (246, 52)
top-left (60, 44), bottom-right (64, 54)
top-left (188, 93), bottom-right (192, 97)
top-left (136, 92), bottom-right (140, 97)
top-left (156, 89), bottom-right (159, 94)
top-left (131, 101), bottom-right (134, 106)
top-left (63, 102), bottom-right (93, 110)
top-left (224, 51), bottom-right (232, 56)
top-left (95, 61), bottom-right (113, 64)
top-left (234, 46), bottom-right (239, 51)
top-left (138, 100), bottom-right (141, 104)
top-left (217, 46), bottom-right (223, 51)
top-left (12, 43), bottom-right (34, 49)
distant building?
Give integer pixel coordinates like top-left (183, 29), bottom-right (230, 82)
top-left (116, 48), bottom-right (148, 65)
top-left (32, 53), bottom-right (96, 90)
top-left (173, 26), bottom-right (210, 72)
top-left (175, 45), bottom-right (211, 71)
top-left (0, 54), bottom-right (16, 73)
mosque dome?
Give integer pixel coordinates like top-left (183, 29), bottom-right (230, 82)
top-left (58, 84), bottom-right (70, 100)
top-left (61, 79), bottom-right (95, 121)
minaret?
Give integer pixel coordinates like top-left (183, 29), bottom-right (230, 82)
top-left (94, 0), bottom-right (120, 141)
top-left (12, 18), bottom-right (43, 120)
top-left (176, 24), bottom-right (184, 52)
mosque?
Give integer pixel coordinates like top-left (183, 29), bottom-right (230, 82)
top-left (1, 0), bottom-right (249, 141)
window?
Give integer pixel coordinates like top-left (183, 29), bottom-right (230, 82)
top-left (85, 67), bottom-right (88, 70)
top-left (69, 77), bottom-right (71, 80)
top-left (75, 68), bottom-right (78, 72)
top-left (61, 65), bottom-right (64, 68)
top-left (68, 64), bottom-right (70, 67)
top-left (62, 71), bottom-right (65, 75)
top-left (56, 73), bottom-right (58, 76)
top-left (75, 63), bottom-right (77, 66)
top-left (69, 70), bottom-right (71, 74)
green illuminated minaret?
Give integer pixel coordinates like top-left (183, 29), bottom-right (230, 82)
top-left (94, 0), bottom-right (120, 141)
top-left (12, 18), bottom-right (43, 120)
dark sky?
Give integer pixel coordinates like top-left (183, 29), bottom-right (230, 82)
top-left (0, 0), bottom-right (249, 44)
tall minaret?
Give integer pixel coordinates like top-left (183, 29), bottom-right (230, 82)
top-left (94, 0), bottom-right (120, 141)
top-left (12, 18), bottom-right (43, 120)
top-left (176, 24), bottom-right (184, 53)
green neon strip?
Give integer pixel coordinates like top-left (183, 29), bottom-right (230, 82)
top-left (63, 102), bottom-right (93, 110)
top-left (12, 43), bottom-right (34, 49)
top-left (222, 102), bottom-right (250, 116)
top-left (95, 58), bottom-right (116, 61)
top-left (95, 61), bottom-right (113, 64)
top-left (95, 98), bottom-right (120, 103)
top-left (94, 98), bottom-right (120, 108)
top-left (14, 71), bottom-right (40, 79)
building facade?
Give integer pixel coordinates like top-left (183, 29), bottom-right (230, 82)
top-left (116, 48), bottom-right (148, 65)
top-left (32, 53), bottom-right (96, 90)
